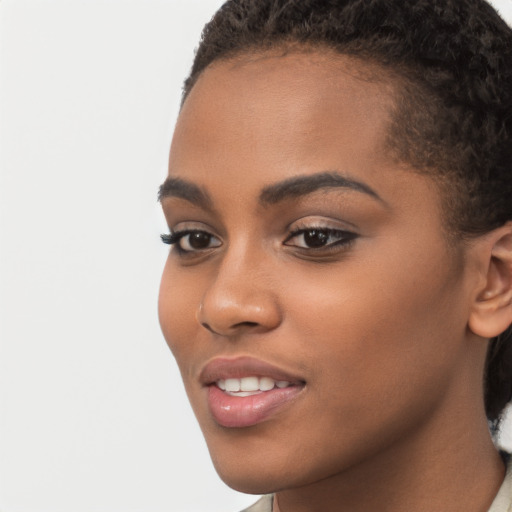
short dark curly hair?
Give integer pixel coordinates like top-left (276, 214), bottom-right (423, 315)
top-left (182, 0), bottom-right (512, 431)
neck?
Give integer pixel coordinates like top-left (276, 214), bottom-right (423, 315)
top-left (274, 403), bottom-right (505, 512)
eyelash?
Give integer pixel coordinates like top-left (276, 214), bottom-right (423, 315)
top-left (283, 227), bottom-right (358, 251)
top-left (160, 230), bottom-right (221, 255)
top-left (161, 226), bottom-right (358, 255)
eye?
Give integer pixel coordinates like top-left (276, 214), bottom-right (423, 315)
top-left (284, 228), bottom-right (357, 250)
top-left (161, 230), bottom-right (221, 254)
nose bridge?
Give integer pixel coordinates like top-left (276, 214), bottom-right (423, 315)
top-left (198, 238), bottom-right (281, 335)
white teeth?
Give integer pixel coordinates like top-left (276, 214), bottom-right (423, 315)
top-left (216, 376), bottom-right (293, 393)
top-left (240, 376), bottom-right (259, 391)
top-left (229, 391), bottom-right (260, 397)
top-left (259, 377), bottom-right (275, 391)
top-left (225, 378), bottom-right (241, 392)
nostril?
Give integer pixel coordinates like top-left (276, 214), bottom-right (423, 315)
top-left (201, 322), bottom-right (216, 334)
top-left (200, 320), bottom-right (260, 335)
top-left (234, 321), bottom-right (259, 328)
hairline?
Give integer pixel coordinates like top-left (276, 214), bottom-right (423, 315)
top-left (182, 42), bottom-right (469, 245)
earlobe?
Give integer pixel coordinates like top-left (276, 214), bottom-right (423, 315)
top-left (468, 223), bottom-right (512, 339)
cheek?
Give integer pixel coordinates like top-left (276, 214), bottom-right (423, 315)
top-left (158, 259), bottom-right (201, 364)
top-left (281, 243), bottom-right (467, 410)
top-left (235, 250), bottom-right (468, 482)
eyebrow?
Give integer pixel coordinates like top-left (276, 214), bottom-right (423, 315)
top-left (158, 177), bottom-right (213, 210)
top-left (259, 171), bottom-right (384, 205)
top-left (158, 171), bottom-right (384, 208)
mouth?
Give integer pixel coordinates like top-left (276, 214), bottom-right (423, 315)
top-left (216, 376), bottom-right (294, 396)
top-left (200, 357), bottom-right (306, 428)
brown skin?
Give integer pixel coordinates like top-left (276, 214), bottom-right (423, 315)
top-left (159, 51), bottom-right (512, 512)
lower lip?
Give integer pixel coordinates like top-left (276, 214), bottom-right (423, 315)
top-left (207, 384), bottom-right (304, 428)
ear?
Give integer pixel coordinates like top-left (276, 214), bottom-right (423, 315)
top-left (469, 222), bottom-right (512, 339)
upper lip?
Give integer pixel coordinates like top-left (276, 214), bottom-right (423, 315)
top-left (199, 356), bottom-right (305, 386)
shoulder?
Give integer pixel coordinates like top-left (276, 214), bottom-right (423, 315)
top-left (488, 452), bottom-right (512, 512)
top-left (239, 495), bottom-right (273, 512)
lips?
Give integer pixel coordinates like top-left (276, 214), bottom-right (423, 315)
top-left (200, 356), bottom-right (306, 428)
top-left (200, 356), bottom-right (304, 384)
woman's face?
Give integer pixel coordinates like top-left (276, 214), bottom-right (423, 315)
top-left (159, 52), bottom-right (479, 493)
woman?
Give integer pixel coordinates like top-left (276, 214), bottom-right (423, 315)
top-left (158, 0), bottom-right (512, 510)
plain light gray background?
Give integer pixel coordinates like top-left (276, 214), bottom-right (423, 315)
top-left (1, 1), bottom-right (512, 511)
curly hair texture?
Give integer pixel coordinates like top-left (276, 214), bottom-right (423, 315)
top-left (182, 0), bottom-right (512, 431)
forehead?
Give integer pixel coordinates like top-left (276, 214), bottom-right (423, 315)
top-left (169, 51), bottom-right (398, 188)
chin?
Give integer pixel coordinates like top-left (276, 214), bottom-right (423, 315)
top-left (206, 433), bottom-right (341, 496)
top-left (205, 433), bottom-right (299, 494)
top-left (208, 448), bottom-right (279, 493)
top-left (218, 470), bottom-right (279, 495)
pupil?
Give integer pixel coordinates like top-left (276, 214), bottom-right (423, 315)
top-left (304, 230), bottom-right (328, 247)
top-left (189, 232), bottom-right (211, 249)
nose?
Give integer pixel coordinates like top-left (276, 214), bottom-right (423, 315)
top-left (196, 249), bottom-right (282, 337)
